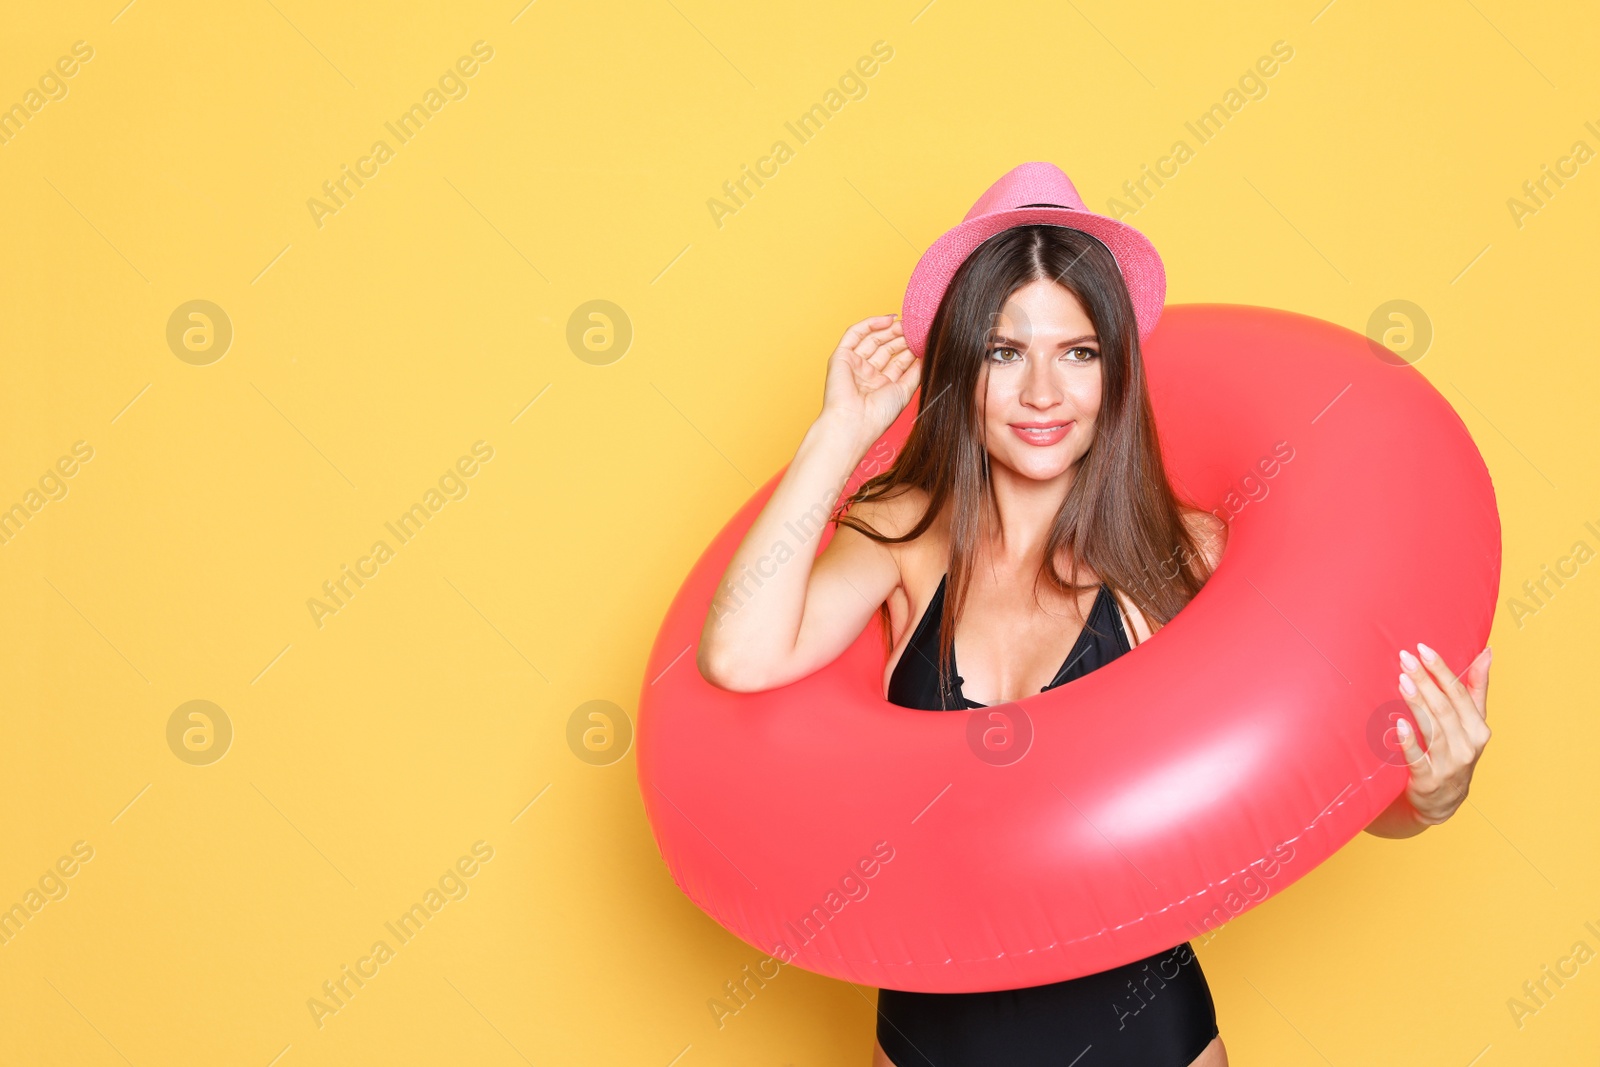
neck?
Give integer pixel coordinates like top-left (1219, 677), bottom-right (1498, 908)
top-left (978, 460), bottom-right (1077, 570)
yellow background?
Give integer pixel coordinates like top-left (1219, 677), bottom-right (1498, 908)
top-left (2, 1), bottom-right (1596, 1064)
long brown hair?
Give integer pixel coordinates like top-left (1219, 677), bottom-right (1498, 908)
top-left (834, 225), bottom-right (1214, 697)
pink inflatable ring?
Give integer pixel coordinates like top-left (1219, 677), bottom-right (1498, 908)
top-left (638, 303), bottom-right (1500, 993)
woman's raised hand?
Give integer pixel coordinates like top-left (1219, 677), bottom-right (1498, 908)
top-left (819, 314), bottom-right (921, 447)
top-left (698, 314), bottom-right (917, 692)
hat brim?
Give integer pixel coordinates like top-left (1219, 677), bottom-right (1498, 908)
top-left (900, 207), bottom-right (1166, 358)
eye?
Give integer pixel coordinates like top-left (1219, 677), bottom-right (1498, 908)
top-left (986, 344), bottom-right (1100, 364)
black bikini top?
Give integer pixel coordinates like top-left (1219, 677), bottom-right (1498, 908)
top-left (886, 573), bottom-right (1132, 711)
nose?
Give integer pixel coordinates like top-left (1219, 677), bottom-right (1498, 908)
top-left (1020, 354), bottom-right (1063, 409)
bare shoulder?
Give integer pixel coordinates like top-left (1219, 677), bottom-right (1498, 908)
top-left (1113, 507), bottom-right (1226, 647)
top-left (1180, 506), bottom-right (1228, 570)
top-left (842, 484), bottom-right (934, 543)
top-left (838, 483), bottom-right (934, 607)
top-left (834, 485), bottom-right (942, 647)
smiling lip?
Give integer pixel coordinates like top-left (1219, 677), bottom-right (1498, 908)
top-left (1009, 420), bottom-right (1074, 446)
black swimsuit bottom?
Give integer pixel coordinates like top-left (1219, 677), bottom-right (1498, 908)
top-left (877, 574), bottom-right (1220, 1067)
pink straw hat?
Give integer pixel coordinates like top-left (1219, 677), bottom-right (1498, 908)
top-left (899, 161), bottom-right (1167, 358)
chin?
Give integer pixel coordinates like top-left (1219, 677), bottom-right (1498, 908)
top-left (1000, 452), bottom-right (1075, 482)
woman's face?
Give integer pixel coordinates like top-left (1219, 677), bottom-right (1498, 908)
top-left (978, 278), bottom-right (1103, 483)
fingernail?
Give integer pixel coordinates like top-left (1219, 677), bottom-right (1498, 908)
top-left (1396, 717), bottom-right (1412, 740)
top-left (1484, 646), bottom-right (1493, 665)
top-left (1399, 649), bottom-right (1420, 672)
top-left (1417, 642), bottom-right (1438, 663)
top-left (1399, 672), bottom-right (1417, 696)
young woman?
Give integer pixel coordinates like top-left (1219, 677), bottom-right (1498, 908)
top-left (696, 173), bottom-right (1493, 1067)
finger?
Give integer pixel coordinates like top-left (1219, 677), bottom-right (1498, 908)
top-left (1465, 646), bottom-right (1492, 723)
top-left (899, 351), bottom-right (923, 394)
top-left (837, 315), bottom-right (899, 353)
top-left (1392, 709), bottom-right (1432, 777)
top-left (1449, 647), bottom-right (1492, 748)
top-left (1396, 671), bottom-right (1440, 765)
top-left (867, 335), bottom-right (912, 375)
top-left (1416, 642), bottom-right (1485, 754)
top-left (1401, 647), bottom-right (1471, 763)
top-left (881, 341), bottom-right (920, 383)
top-left (886, 342), bottom-right (923, 394)
top-left (1416, 642), bottom-right (1476, 715)
top-left (830, 327), bottom-right (900, 378)
top-left (854, 324), bottom-right (906, 362)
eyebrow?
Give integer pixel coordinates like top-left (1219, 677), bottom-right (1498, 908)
top-left (988, 334), bottom-right (1099, 348)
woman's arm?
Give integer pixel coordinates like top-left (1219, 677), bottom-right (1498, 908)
top-left (696, 315), bottom-right (919, 693)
